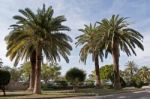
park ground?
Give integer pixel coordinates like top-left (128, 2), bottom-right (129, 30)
top-left (0, 87), bottom-right (149, 99)
top-left (61, 89), bottom-right (150, 99)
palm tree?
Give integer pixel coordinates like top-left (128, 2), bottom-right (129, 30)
top-left (5, 4), bottom-right (72, 94)
top-left (76, 23), bottom-right (104, 88)
top-left (97, 15), bottom-right (144, 89)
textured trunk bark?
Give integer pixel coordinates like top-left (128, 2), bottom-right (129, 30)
top-left (112, 42), bottom-right (121, 89)
top-left (33, 48), bottom-right (41, 94)
top-left (28, 51), bottom-right (36, 91)
top-left (94, 54), bottom-right (101, 88)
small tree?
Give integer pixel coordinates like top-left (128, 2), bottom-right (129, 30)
top-left (65, 67), bottom-right (86, 92)
top-left (99, 64), bottom-right (113, 80)
top-left (41, 63), bottom-right (61, 84)
top-left (0, 69), bottom-right (11, 96)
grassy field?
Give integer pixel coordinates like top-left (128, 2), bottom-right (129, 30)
top-left (0, 88), bottom-right (144, 99)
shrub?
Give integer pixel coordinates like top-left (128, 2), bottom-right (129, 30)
top-left (41, 80), bottom-right (69, 90)
top-left (0, 69), bottom-right (11, 96)
top-left (84, 80), bottom-right (95, 88)
top-left (54, 80), bottom-right (68, 87)
top-left (65, 67), bottom-right (86, 92)
top-left (132, 77), bottom-right (143, 88)
top-left (135, 80), bottom-right (143, 88)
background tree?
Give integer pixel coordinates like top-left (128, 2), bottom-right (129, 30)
top-left (20, 62), bottom-right (61, 85)
top-left (124, 61), bottom-right (138, 82)
top-left (138, 66), bottom-right (150, 83)
top-left (65, 67), bottom-right (86, 92)
top-left (90, 64), bottom-right (127, 88)
top-left (10, 67), bottom-right (22, 82)
top-left (97, 15), bottom-right (144, 89)
top-left (99, 64), bottom-right (113, 80)
top-left (20, 62), bottom-right (31, 82)
top-left (41, 63), bottom-right (61, 84)
top-left (88, 73), bottom-right (95, 81)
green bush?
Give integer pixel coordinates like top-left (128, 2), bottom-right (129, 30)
top-left (135, 81), bottom-right (143, 88)
top-left (132, 77), bottom-right (143, 88)
top-left (0, 69), bottom-right (11, 96)
top-left (65, 67), bottom-right (86, 91)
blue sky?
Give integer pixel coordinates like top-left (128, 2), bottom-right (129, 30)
top-left (0, 0), bottom-right (150, 75)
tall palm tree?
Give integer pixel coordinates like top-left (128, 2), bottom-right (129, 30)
top-left (97, 15), bottom-right (144, 89)
top-left (5, 4), bottom-right (72, 94)
top-left (76, 23), bottom-right (104, 88)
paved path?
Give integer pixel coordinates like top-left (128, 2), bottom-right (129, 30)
top-left (61, 89), bottom-right (150, 99)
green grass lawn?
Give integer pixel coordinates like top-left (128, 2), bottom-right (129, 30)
top-left (0, 88), bottom-right (144, 99)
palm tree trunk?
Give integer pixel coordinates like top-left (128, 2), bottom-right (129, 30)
top-left (33, 48), bottom-right (41, 94)
top-left (112, 50), bottom-right (121, 89)
top-left (94, 54), bottom-right (101, 88)
top-left (28, 62), bottom-right (35, 91)
top-left (28, 51), bottom-right (36, 91)
top-left (112, 43), bottom-right (121, 89)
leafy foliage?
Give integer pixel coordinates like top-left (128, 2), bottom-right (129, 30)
top-left (76, 23), bottom-right (104, 63)
top-left (10, 67), bottom-right (22, 82)
top-left (5, 4), bottom-right (72, 65)
top-left (20, 62), bottom-right (31, 81)
top-left (19, 62), bottom-right (61, 83)
top-left (137, 66), bottom-right (150, 83)
top-left (66, 67), bottom-right (86, 85)
top-left (0, 69), bottom-right (11, 96)
top-left (131, 76), bottom-right (144, 88)
top-left (99, 64), bottom-right (113, 80)
top-left (41, 63), bottom-right (61, 84)
top-left (0, 70), bottom-right (11, 86)
top-left (97, 15), bottom-right (144, 56)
